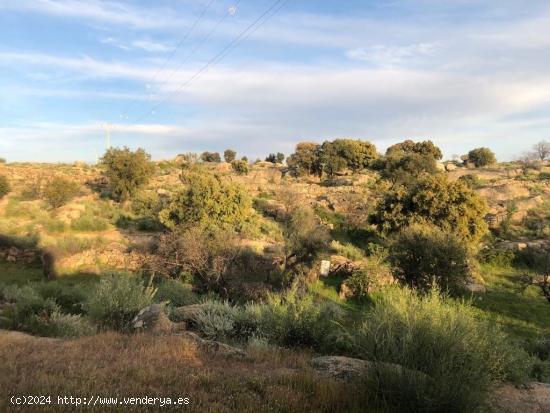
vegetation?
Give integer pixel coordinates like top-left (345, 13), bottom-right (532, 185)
top-left (223, 149), bottom-right (236, 163)
top-left (0, 175), bottom-right (10, 199)
top-left (231, 159), bottom-right (249, 175)
top-left (100, 147), bottom-right (155, 202)
top-left (200, 151), bottom-right (221, 163)
top-left (159, 170), bottom-right (251, 231)
top-left (372, 173), bottom-right (488, 243)
top-left (42, 176), bottom-right (80, 208)
top-left (390, 224), bottom-right (472, 293)
top-left (466, 147), bottom-right (497, 167)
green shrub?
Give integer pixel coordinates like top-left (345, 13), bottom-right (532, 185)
top-left (193, 301), bottom-right (239, 340)
top-left (42, 176), bottom-right (80, 208)
top-left (200, 151), bottom-right (221, 163)
top-left (466, 147), bottom-right (497, 167)
top-left (330, 240), bottom-right (364, 261)
top-left (390, 224), bottom-right (472, 294)
top-left (459, 173), bottom-right (483, 189)
top-left (0, 175), bottom-right (11, 199)
top-left (100, 147), bottom-right (155, 202)
top-left (231, 159), bottom-right (249, 175)
top-left (159, 171), bottom-right (251, 231)
top-left (35, 281), bottom-right (88, 314)
top-left (224, 149), bottom-right (237, 163)
top-left (155, 280), bottom-right (199, 307)
top-left (71, 213), bottom-right (109, 231)
top-left (85, 275), bottom-right (156, 331)
top-left (352, 287), bottom-right (530, 412)
top-left (0, 285), bottom-right (58, 332)
top-left (36, 311), bottom-right (95, 338)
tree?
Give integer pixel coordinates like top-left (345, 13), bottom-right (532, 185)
top-left (320, 139), bottom-right (377, 177)
top-left (224, 149), bottom-right (237, 163)
top-left (231, 159), bottom-right (249, 175)
top-left (43, 176), bottom-right (80, 208)
top-left (100, 147), bottom-right (155, 202)
top-left (0, 175), bottom-right (10, 199)
top-left (382, 152), bottom-right (438, 187)
top-left (276, 152), bottom-right (285, 163)
top-left (200, 152), bottom-right (221, 163)
top-left (159, 170), bottom-right (251, 231)
top-left (265, 152), bottom-right (285, 164)
top-left (390, 224), bottom-right (472, 294)
top-left (386, 139), bottom-right (443, 160)
top-left (287, 142), bottom-right (322, 176)
top-left (466, 147), bottom-right (496, 167)
top-left (372, 174), bottom-right (488, 244)
top-left (533, 140), bottom-right (550, 163)
top-left (154, 226), bottom-right (241, 295)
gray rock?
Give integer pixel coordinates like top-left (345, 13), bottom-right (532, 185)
top-left (178, 331), bottom-right (246, 359)
top-left (465, 283), bottom-right (487, 293)
top-left (132, 304), bottom-right (186, 335)
top-left (172, 304), bottom-right (207, 323)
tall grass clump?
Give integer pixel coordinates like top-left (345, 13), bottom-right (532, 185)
top-left (351, 287), bottom-right (530, 412)
top-left (85, 274), bottom-right (156, 331)
top-left (71, 213), bottom-right (109, 232)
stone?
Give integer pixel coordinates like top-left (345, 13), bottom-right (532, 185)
top-left (132, 304), bottom-right (186, 335)
top-left (311, 356), bottom-right (431, 384)
top-left (172, 304), bottom-right (207, 323)
top-left (339, 282), bottom-right (354, 300)
top-left (178, 331), bottom-right (246, 359)
top-left (445, 163), bottom-right (458, 171)
top-left (320, 260), bottom-right (331, 277)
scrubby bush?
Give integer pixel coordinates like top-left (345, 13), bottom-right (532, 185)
top-left (330, 240), bottom-right (364, 261)
top-left (231, 159), bottom-right (249, 175)
top-left (351, 287), bottom-right (530, 412)
top-left (193, 301), bottom-right (239, 340)
top-left (320, 139), bottom-right (378, 177)
top-left (100, 147), bottom-right (155, 201)
top-left (21, 176), bottom-right (44, 200)
top-left (390, 225), bottom-right (472, 294)
top-left (459, 173), bottom-right (482, 189)
top-left (200, 151), bottom-right (221, 163)
top-left (0, 175), bottom-right (11, 199)
top-left (38, 311), bottom-right (95, 338)
top-left (386, 139), bottom-right (443, 160)
top-left (381, 152), bottom-right (439, 186)
top-left (372, 174), bottom-right (488, 244)
top-left (223, 149), bottom-right (236, 163)
top-left (71, 213), bottom-right (109, 231)
top-left (85, 274), bottom-right (156, 331)
top-left (155, 280), bottom-right (199, 307)
top-left (466, 147), bottom-right (497, 167)
top-left (345, 258), bottom-right (392, 298)
top-left (159, 171), bottom-right (251, 231)
top-left (43, 176), bottom-right (80, 208)
top-left (287, 142), bottom-right (322, 176)
top-left (265, 152), bottom-right (285, 164)
top-left (0, 285), bottom-right (58, 331)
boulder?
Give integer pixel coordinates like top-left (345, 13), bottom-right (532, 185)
top-left (179, 331), bottom-right (246, 359)
top-left (492, 383), bottom-right (550, 413)
top-left (445, 163), bottom-right (458, 171)
top-left (172, 304), bottom-right (207, 323)
top-left (311, 356), bottom-right (431, 384)
top-left (132, 304), bottom-right (186, 335)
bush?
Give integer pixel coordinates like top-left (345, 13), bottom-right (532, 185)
top-left (0, 157), bottom-right (6, 163)
top-left (466, 147), bottom-right (497, 167)
top-left (200, 151), bottom-right (221, 163)
top-left (85, 275), bottom-right (156, 331)
top-left (223, 149), bottom-right (236, 163)
top-left (345, 259), bottom-right (391, 298)
top-left (330, 240), bottom-right (364, 261)
top-left (159, 171), bottom-right (251, 231)
top-left (372, 173), bottom-right (488, 244)
top-left (386, 139), bottom-right (443, 160)
top-left (381, 152), bottom-right (438, 187)
top-left (231, 159), bottom-right (249, 175)
top-left (351, 287), bottom-right (530, 412)
top-left (0, 285), bottom-right (58, 332)
top-left (193, 301), bottom-right (240, 340)
top-left (155, 280), bottom-right (199, 307)
top-left (71, 213), bottom-right (109, 231)
top-left (38, 311), bottom-right (95, 338)
top-left (42, 176), bottom-right (80, 208)
top-left (458, 173), bottom-right (482, 189)
top-left (390, 225), bottom-right (472, 294)
top-left (21, 176), bottom-right (45, 200)
top-left (100, 147), bottom-right (155, 201)
top-left (0, 175), bottom-right (11, 199)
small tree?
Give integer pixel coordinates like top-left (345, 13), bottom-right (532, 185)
top-left (390, 224), bottom-right (472, 293)
top-left (100, 147), bottom-right (155, 202)
top-left (533, 140), bottom-right (550, 163)
top-left (159, 171), bottom-right (251, 231)
top-left (0, 175), bottom-right (11, 199)
top-left (224, 149), bottom-right (237, 163)
top-left (265, 153), bottom-right (284, 164)
top-left (466, 147), bottom-right (497, 167)
top-left (43, 176), bottom-right (80, 208)
top-left (200, 151), bottom-right (221, 163)
top-left (386, 139), bottom-right (443, 160)
top-left (287, 142), bottom-right (322, 176)
top-left (231, 159), bottom-right (249, 175)
top-left (276, 152), bottom-right (285, 163)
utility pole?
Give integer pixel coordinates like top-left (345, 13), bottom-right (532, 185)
top-left (102, 123), bottom-right (113, 150)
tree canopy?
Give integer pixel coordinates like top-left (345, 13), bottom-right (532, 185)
top-left (466, 147), bottom-right (497, 167)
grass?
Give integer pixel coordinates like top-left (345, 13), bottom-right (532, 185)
top-left (469, 264), bottom-right (550, 341)
top-left (0, 332), bottom-right (364, 413)
top-left (0, 260), bottom-right (43, 285)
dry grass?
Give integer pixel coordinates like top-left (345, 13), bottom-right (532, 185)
top-left (0, 331), bottom-right (362, 412)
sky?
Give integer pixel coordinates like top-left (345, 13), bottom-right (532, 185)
top-left (1, 0), bottom-right (550, 162)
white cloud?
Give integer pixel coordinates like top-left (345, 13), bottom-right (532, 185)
top-left (100, 37), bottom-right (172, 53)
top-left (346, 43), bottom-right (441, 66)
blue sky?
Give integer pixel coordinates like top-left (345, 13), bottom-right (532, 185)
top-left (1, 0), bottom-right (550, 162)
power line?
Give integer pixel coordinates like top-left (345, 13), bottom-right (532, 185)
top-left (131, 0), bottom-right (289, 124)
top-left (119, 0), bottom-right (216, 119)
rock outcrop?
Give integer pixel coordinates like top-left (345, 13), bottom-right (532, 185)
top-left (132, 304), bottom-right (186, 335)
